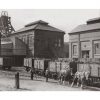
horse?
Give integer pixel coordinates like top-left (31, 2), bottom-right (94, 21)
top-left (71, 71), bottom-right (90, 88)
top-left (58, 67), bottom-right (73, 85)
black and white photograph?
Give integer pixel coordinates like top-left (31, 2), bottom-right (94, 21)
top-left (0, 9), bottom-right (100, 91)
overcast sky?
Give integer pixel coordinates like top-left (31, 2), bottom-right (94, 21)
top-left (0, 9), bottom-right (100, 42)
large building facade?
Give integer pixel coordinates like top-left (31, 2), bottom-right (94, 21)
top-left (69, 17), bottom-right (100, 58)
top-left (9, 20), bottom-right (65, 59)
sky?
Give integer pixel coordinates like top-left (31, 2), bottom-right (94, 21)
top-left (0, 9), bottom-right (100, 42)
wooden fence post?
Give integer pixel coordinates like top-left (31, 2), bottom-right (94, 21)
top-left (15, 72), bottom-right (20, 89)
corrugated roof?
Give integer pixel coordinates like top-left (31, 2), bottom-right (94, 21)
top-left (13, 20), bottom-right (65, 34)
top-left (69, 23), bottom-right (100, 34)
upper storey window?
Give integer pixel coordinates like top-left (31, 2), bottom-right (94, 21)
top-left (55, 38), bottom-right (62, 47)
top-left (94, 40), bottom-right (100, 54)
top-left (28, 35), bottom-right (34, 47)
top-left (22, 35), bottom-right (28, 44)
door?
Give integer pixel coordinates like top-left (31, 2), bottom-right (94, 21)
top-left (82, 50), bottom-right (89, 58)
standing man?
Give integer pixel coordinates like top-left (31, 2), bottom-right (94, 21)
top-left (45, 68), bottom-right (49, 82)
top-left (70, 58), bottom-right (77, 75)
top-left (30, 68), bottom-right (35, 80)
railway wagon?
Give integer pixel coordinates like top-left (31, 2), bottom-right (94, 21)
top-left (77, 58), bottom-right (100, 86)
top-left (48, 59), bottom-right (69, 79)
top-left (0, 56), bottom-right (24, 70)
top-left (34, 59), bottom-right (49, 76)
top-left (24, 57), bottom-right (71, 79)
top-left (24, 58), bottom-right (49, 75)
top-left (78, 58), bottom-right (100, 77)
top-left (24, 58), bottom-right (34, 71)
top-left (0, 57), bottom-right (13, 70)
top-left (61, 61), bottom-right (69, 70)
top-left (48, 61), bottom-right (57, 79)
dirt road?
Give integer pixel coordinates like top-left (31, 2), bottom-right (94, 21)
top-left (0, 67), bottom-right (90, 91)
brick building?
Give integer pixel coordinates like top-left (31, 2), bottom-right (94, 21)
top-left (69, 17), bottom-right (100, 58)
top-left (9, 20), bottom-right (65, 59)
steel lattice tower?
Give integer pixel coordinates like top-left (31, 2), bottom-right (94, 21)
top-left (0, 11), bottom-right (15, 37)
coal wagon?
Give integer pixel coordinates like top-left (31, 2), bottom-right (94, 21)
top-left (77, 58), bottom-right (100, 86)
top-left (48, 59), bottom-right (70, 79)
top-left (0, 57), bottom-right (13, 70)
top-left (24, 58), bottom-right (50, 76)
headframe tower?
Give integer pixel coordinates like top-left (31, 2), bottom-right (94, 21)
top-left (0, 11), bottom-right (15, 37)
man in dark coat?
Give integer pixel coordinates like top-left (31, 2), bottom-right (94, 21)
top-left (30, 68), bottom-right (35, 80)
top-left (45, 68), bottom-right (49, 82)
top-left (69, 59), bottom-right (77, 75)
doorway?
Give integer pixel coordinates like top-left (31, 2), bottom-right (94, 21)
top-left (82, 50), bottom-right (89, 58)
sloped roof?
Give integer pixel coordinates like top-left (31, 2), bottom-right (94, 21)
top-left (13, 20), bottom-right (65, 34)
top-left (25, 20), bottom-right (48, 27)
top-left (69, 17), bottom-right (100, 34)
top-left (13, 24), bottom-right (37, 34)
top-left (69, 22), bottom-right (100, 34)
top-left (87, 17), bottom-right (100, 22)
top-left (35, 24), bottom-right (64, 32)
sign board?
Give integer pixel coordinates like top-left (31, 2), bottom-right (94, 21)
top-left (81, 41), bottom-right (91, 50)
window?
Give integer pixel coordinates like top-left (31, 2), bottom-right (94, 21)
top-left (22, 35), bottom-right (27, 44)
top-left (73, 45), bottom-right (77, 55)
top-left (29, 35), bottom-right (34, 47)
top-left (58, 39), bottom-right (61, 47)
top-left (55, 38), bottom-right (61, 47)
top-left (94, 42), bottom-right (100, 54)
top-left (24, 35), bottom-right (28, 44)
